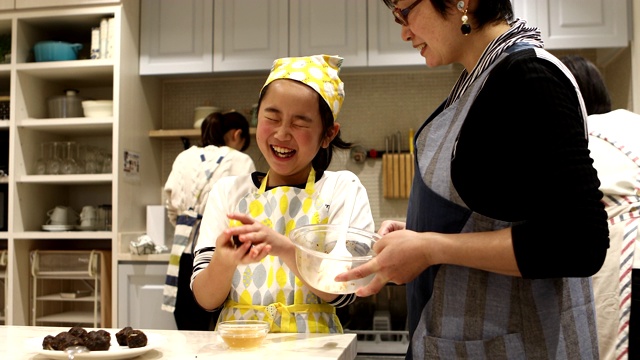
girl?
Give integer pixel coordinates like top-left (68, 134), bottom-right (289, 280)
top-left (191, 55), bottom-right (374, 333)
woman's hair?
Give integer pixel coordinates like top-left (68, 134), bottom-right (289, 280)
top-left (200, 111), bottom-right (251, 151)
top-left (258, 83), bottom-right (351, 172)
top-left (382, 0), bottom-right (514, 29)
top-left (560, 55), bottom-right (611, 116)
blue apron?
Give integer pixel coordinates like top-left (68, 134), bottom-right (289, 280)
top-left (405, 45), bottom-right (598, 359)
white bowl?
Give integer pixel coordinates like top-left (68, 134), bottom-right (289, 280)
top-left (290, 224), bottom-right (379, 294)
top-left (82, 100), bottom-right (113, 118)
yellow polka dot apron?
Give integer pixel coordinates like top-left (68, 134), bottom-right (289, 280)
top-left (218, 168), bottom-right (342, 333)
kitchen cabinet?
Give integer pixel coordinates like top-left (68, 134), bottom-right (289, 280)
top-left (289, 0), bottom-right (367, 67)
top-left (2, 1), bottom-right (163, 327)
top-left (512, 0), bottom-right (629, 49)
top-left (16, 0), bottom-right (120, 9)
top-left (367, 0), bottom-right (424, 66)
top-left (139, 0), bottom-right (213, 75)
top-left (215, 0), bottom-right (368, 71)
top-left (0, 1), bottom-right (12, 11)
top-left (141, 0), bottom-right (368, 74)
top-left (213, 0), bottom-right (288, 72)
top-left (118, 262), bottom-right (177, 330)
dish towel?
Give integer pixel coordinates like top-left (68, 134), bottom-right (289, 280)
top-left (162, 151), bottom-right (228, 312)
top-left (162, 209), bottom-right (201, 312)
top-left (591, 130), bottom-right (640, 360)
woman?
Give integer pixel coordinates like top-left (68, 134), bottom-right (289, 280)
top-left (191, 55), bottom-right (374, 333)
top-left (162, 111), bottom-right (255, 330)
top-left (336, 1), bottom-right (608, 358)
top-left (561, 54), bottom-right (640, 360)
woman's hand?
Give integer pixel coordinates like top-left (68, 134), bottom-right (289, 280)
top-left (335, 229), bottom-right (433, 297)
top-left (378, 220), bottom-right (406, 236)
top-left (335, 227), bottom-right (520, 297)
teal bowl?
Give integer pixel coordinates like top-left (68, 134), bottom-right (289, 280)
top-left (34, 41), bottom-right (83, 62)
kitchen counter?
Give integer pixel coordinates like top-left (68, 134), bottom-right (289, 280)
top-left (0, 325), bottom-right (357, 359)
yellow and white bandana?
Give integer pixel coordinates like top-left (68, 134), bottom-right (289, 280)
top-left (261, 54), bottom-right (345, 121)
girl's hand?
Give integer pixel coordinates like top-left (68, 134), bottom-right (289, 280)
top-left (377, 220), bottom-right (406, 236)
top-left (214, 229), bottom-right (266, 266)
top-left (226, 213), bottom-right (295, 258)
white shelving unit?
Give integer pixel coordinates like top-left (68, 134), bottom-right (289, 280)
top-left (0, 250), bottom-right (6, 325)
top-left (30, 250), bottom-right (108, 327)
top-left (2, 1), bottom-right (163, 327)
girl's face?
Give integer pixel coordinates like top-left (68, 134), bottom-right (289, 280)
top-left (396, 0), bottom-right (464, 68)
top-left (257, 80), bottom-right (338, 186)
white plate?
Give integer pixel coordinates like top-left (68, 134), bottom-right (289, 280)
top-left (42, 224), bottom-right (75, 231)
top-left (26, 332), bottom-right (163, 360)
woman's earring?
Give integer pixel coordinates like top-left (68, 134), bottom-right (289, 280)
top-left (457, 1), bottom-right (471, 35)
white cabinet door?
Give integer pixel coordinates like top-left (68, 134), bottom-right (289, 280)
top-left (367, 0), bottom-right (424, 66)
top-left (0, 0), bottom-right (13, 10)
top-left (512, 0), bottom-right (629, 49)
top-left (289, 0), bottom-right (367, 67)
top-left (118, 263), bottom-right (177, 330)
top-left (139, 0), bottom-right (213, 75)
top-left (15, 0), bottom-right (118, 8)
top-left (213, 0), bottom-right (288, 72)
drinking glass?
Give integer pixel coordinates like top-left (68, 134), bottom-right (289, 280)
top-left (83, 146), bottom-right (99, 174)
top-left (45, 142), bottom-right (61, 175)
top-left (75, 144), bottom-right (86, 174)
top-left (60, 141), bottom-right (78, 175)
top-left (34, 142), bottom-right (48, 175)
top-left (101, 154), bottom-right (112, 174)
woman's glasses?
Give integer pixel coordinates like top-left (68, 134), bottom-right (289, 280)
top-left (392, 0), bottom-right (423, 26)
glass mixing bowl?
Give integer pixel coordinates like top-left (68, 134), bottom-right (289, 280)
top-left (290, 224), bottom-right (379, 294)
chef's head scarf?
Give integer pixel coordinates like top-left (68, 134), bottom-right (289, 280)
top-left (261, 54), bottom-right (345, 121)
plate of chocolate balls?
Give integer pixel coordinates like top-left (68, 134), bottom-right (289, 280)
top-left (27, 326), bottom-right (163, 359)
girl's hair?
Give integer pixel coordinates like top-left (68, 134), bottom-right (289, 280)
top-left (200, 111), bottom-right (251, 151)
top-left (258, 83), bottom-right (351, 172)
top-left (382, 0), bottom-right (514, 29)
top-left (560, 55), bottom-right (612, 116)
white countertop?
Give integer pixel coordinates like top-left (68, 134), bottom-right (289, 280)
top-left (1, 325), bottom-right (358, 359)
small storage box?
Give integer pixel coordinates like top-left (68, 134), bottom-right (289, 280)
top-left (30, 250), bottom-right (99, 277)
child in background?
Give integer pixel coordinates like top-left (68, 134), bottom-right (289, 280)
top-left (162, 111), bottom-right (255, 330)
top-left (191, 55), bottom-right (374, 333)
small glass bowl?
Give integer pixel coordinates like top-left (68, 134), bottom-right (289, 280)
top-left (218, 320), bottom-right (270, 350)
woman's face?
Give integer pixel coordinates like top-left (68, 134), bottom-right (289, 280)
top-left (395, 0), bottom-right (463, 68)
top-left (256, 80), bottom-right (335, 186)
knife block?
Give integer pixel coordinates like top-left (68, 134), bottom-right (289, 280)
top-left (382, 153), bottom-right (414, 199)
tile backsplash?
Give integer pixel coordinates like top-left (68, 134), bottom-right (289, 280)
top-left (160, 49), bottom-right (602, 228)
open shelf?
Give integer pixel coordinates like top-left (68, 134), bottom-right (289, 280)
top-left (17, 118), bottom-right (113, 135)
top-left (36, 293), bottom-right (98, 302)
top-left (149, 127), bottom-right (257, 139)
top-left (35, 311), bottom-right (98, 324)
top-left (16, 174), bottom-right (112, 184)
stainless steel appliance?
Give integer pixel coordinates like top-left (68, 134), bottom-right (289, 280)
top-left (340, 284), bottom-right (408, 359)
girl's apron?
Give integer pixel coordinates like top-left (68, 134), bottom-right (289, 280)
top-left (218, 168), bottom-right (342, 333)
top-left (405, 44), bottom-right (598, 359)
top-left (590, 130), bottom-right (640, 360)
top-left (162, 147), bottom-right (230, 313)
